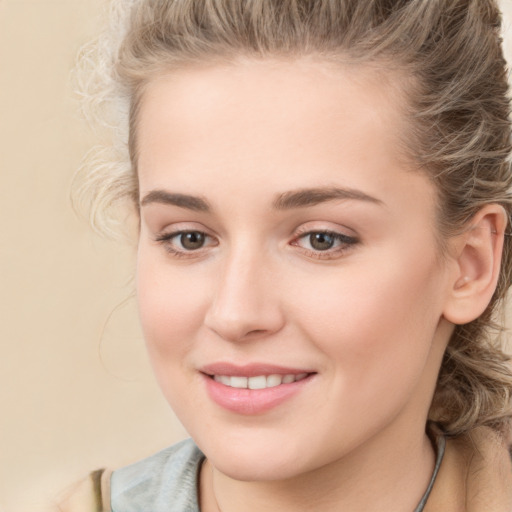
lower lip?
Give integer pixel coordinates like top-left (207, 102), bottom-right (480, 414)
top-left (202, 374), bottom-right (313, 415)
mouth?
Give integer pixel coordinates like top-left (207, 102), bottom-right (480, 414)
top-left (200, 363), bottom-right (316, 414)
top-left (209, 373), bottom-right (310, 389)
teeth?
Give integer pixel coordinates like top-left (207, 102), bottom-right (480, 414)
top-left (213, 373), bottom-right (309, 389)
top-left (248, 375), bottom-right (267, 390)
top-left (230, 376), bottom-right (248, 389)
top-left (219, 375), bottom-right (230, 386)
top-left (266, 374), bottom-right (282, 387)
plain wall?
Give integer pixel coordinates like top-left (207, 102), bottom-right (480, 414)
top-left (1, 1), bottom-right (512, 511)
top-left (1, 2), bottom-right (187, 511)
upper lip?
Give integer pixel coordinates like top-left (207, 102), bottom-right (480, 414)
top-left (200, 362), bottom-right (315, 377)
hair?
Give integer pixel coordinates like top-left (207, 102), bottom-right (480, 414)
top-left (75, 0), bottom-right (512, 437)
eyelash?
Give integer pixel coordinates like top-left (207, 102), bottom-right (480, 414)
top-left (290, 230), bottom-right (359, 260)
top-left (155, 230), bottom-right (217, 258)
top-left (154, 229), bottom-right (359, 260)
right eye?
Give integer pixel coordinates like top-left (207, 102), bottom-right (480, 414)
top-left (155, 230), bottom-right (217, 256)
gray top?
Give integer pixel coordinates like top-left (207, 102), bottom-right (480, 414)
top-left (111, 439), bottom-right (204, 512)
top-left (111, 436), bottom-right (445, 512)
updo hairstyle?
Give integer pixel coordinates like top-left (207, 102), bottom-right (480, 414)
top-left (75, 0), bottom-right (512, 437)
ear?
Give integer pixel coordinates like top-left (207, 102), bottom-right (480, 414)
top-left (442, 204), bottom-right (508, 325)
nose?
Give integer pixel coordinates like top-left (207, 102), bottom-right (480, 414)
top-left (204, 247), bottom-right (285, 343)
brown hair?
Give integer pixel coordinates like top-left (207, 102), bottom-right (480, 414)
top-left (75, 0), bottom-right (512, 437)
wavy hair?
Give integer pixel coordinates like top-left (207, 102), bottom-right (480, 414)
top-left (74, 0), bottom-right (512, 437)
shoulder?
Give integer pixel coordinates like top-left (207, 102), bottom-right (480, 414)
top-left (56, 469), bottom-right (111, 512)
top-left (111, 438), bottom-right (205, 512)
top-left (56, 439), bottom-right (203, 512)
top-left (425, 426), bottom-right (512, 512)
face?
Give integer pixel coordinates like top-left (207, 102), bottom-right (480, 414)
top-left (136, 58), bottom-right (455, 481)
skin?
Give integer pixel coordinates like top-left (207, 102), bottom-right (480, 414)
top-left (135, 57), bottom-right (468, 511)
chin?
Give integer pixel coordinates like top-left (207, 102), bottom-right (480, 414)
top-left (210, 451), bottom-right (306, 482)
top-left (193, 430), bottom-right (318, 482)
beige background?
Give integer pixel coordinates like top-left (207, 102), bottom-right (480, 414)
top-left (1, 1), bottom-right (512, 511)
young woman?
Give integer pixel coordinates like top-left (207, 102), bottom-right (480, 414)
top-left (64, 0), bottom-right (512, 510)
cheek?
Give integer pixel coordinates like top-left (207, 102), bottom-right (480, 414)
top-left (136, 249), bottom-right (214, 418)
top-left (290, 245), bottom-right (446, 389)
top-left (136, 247), bottom-right (207, 364)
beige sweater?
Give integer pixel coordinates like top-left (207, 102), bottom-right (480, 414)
top-left (57, 428), bottom-right (512, 512)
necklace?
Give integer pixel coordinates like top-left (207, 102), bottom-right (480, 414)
top-left (200, 458), bottom-right (223, 512)
top-left (413, 434), bottom-right (445, 512)
top-left (203, 435), bottom-right (445, 512)
top-left (211, 462), bottom-right (223, 512)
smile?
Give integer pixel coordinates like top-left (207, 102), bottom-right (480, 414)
top-left (212, 373), bottom-right (309, 389)
top-left (201, 364), bottom-right (315, 414)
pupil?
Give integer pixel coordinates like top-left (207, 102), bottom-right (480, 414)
top-left (181, 232), bottom-right (205, 250)
top-left (310, 233), bottom-right (334, 251)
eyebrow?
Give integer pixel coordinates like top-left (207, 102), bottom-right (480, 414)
top-left (140, 186), bottom-right (382, 212)
top-left (272, 187), bottom-right (383, 209)
top-left (140, 190), bottom-right (211, 211)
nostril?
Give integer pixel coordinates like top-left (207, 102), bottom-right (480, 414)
top-left (246, 329), bottom-right (266, 336)
top-left (204, 288), bottom-right (285, 342)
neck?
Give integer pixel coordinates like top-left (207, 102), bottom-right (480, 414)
top-left (200, 422), bottom-right (436, 512)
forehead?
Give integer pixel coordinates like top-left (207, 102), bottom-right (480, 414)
top-left (136, 57), bottom-right (428, 211)
top-left (137, 56), bottom-right (410, 158)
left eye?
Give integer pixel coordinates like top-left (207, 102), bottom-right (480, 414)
top-left (156, 230), bottom-right (214, 252)
top-left (176, 231), bottom-right (207, 250)
top-left (294, 231), bottom-right (358, 252)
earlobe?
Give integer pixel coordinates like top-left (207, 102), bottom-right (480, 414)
top-left (442, 205), bottom-right (508, 325)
